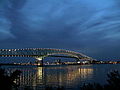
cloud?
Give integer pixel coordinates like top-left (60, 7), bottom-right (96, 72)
top-left (0, 17), bottom-right (15, 40)
top-left (74, 1), bottom-right (120, 44)
top-left (0, 0), bottom-right (120, 59)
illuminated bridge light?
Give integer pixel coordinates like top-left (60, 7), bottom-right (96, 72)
top-left (14, 49), bottom-right (16, 51)
top-left (33, 48), bottom-right (36, 50)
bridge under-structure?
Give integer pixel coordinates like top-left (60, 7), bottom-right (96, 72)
top-left (0, 48), bottom-right (92, 66)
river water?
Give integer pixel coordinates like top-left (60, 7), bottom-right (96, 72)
top-left (2, 64), bottom-right (120, 90)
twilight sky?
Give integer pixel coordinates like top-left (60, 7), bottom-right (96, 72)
top-left (0, 0), bottom-right (120, 60)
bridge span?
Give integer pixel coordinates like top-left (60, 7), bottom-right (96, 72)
top-left (0, 48), bottom-right (92, 66)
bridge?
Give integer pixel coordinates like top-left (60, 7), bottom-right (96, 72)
top-left (0, 48), bottom-right (92, 66)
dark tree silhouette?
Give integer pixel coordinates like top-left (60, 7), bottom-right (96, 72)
top-left (104, 70), bottom-right (120, 90)
top-left (45, 86), bottom-right (65, 90)
top-left (0, 68), bottom-right (21, 90)
top-left (81, 83), bottom-right (103, 90)
top-left (81, 70), bottom-right (120, 90)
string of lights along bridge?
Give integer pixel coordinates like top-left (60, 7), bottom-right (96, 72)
top-left (0, 48), bottom-right (92, 66)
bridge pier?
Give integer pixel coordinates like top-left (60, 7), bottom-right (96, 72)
top-left (35, 57), bottom-right (44, 66)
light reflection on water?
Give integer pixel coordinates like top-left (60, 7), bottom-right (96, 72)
top-left (2, 64), bottom-right (120, 90)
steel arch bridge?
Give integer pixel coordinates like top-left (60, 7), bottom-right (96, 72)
top-left (0, 48), bottom-right (92, 65)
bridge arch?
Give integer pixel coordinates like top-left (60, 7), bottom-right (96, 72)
top-left (0, 48), bottom-right (92, 65)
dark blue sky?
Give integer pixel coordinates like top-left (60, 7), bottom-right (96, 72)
top-left (0, 0), bottom-right (120, 60)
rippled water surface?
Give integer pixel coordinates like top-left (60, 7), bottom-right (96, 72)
top-left (2, 64), bottom-right (120, 90)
